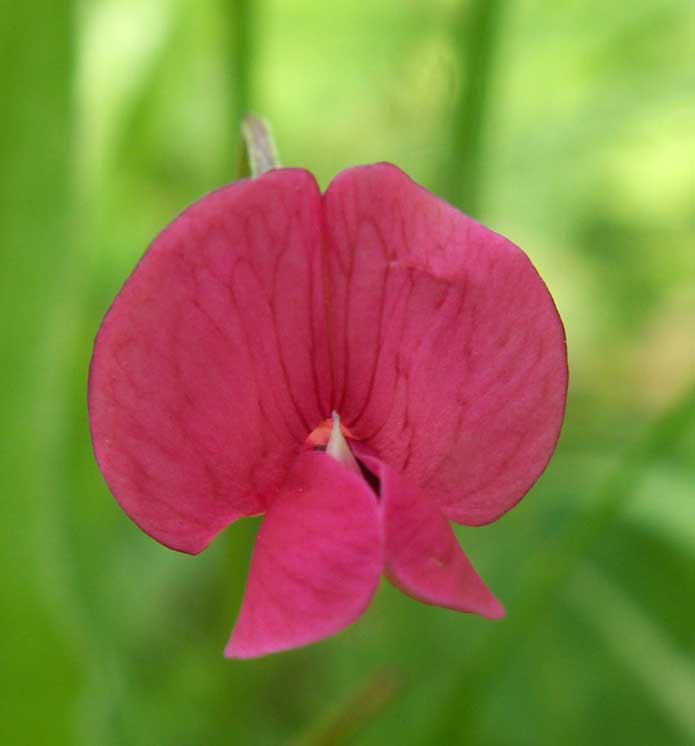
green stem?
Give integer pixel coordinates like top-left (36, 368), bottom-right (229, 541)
top-left (430, 383), bottom-right (695, 742)
top-left (440, 0), bottom-right (504, 216)
top-left (291, 669), bottom-right (401, 746)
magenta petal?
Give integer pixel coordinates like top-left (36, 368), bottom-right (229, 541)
top-left (356, 450), bottom-right (503, 619)
top-left (323, 163), bottom-right (568, 526)
top-left (225, 452), bottom-right (383, 659)
top-left (88, 170), bottom-right (331, 553)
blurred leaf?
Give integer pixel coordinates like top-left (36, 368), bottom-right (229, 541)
top-left (429, 383), bottom-right (695, 743)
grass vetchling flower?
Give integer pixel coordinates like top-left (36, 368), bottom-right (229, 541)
top-left (88, 163), bottom-right (568, 658)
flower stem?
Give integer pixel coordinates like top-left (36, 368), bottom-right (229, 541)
top-left (241, 114), bottom-right (280, 178)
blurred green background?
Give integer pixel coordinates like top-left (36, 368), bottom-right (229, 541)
top-left (2, 1), bottom-right (693, 744)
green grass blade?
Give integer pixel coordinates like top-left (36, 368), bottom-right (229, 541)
top-left (569, 564), bottom-right (695, 738)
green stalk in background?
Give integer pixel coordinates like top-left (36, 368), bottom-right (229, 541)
top-left (0, 3), bottom-right (79, 745)
top-left (220, 0), bottom-right (254, 175)
top-left (440, 0), bottom-right (504, 217)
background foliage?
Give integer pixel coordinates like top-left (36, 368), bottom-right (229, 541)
top-left (1, 1), bottom-right (692, 744)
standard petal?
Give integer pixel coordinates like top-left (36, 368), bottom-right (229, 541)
top-left (88, 170), bottom-right (332, 553)
top-left (323, 163), bottom-right (568, 526)
top-left (356, 450), bottom-right (503, 619)
top-left (225, 452), bottom-right (383, 658)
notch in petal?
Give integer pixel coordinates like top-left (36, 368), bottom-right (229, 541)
top-left (226, 452), bottom-right (383, 659)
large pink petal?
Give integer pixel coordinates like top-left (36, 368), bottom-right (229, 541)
top-left (89, 170), bottom-right (332, 553)
top-left (225, 452), bottom-right (383, 658)
top-left (355, 450), bottom-right (503, 619)
top-left (323, 163), bottom-right (568, 525)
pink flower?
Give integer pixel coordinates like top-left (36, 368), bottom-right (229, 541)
top-left (88, 164), bottom-right (568, 658)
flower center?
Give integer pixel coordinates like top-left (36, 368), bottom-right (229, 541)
top-left (325, 412), bottom-right (361, 476)
top-left (305, 414), bottom-right (354, 449)
top-left (306, 413), bottom-right (381, 496)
